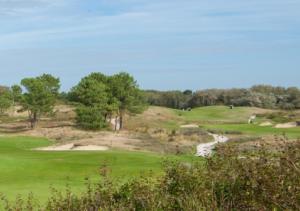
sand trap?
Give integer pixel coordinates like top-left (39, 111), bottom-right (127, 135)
top-left (72, 145), bottom-right (109, 151)
top-left (180, 124), bottom-right (199, 128)
top-left (275, 122), bottom-right (297, 129)
top-left (36, 143), bottom-right (109, 151)
top-left (259, 122), bottom-right (273, 127)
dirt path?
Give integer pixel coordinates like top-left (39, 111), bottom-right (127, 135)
top-left (196, 133), bottom-right (229, 157)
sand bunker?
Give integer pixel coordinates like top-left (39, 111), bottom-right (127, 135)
top-left (275, 122), bottom-right (297, 129)
top-left (36, 143), bottom-right (109, 151)
top-left (180, 124), bottom-right (199, 128)
top-left (259, 122), bottom-right (273, 127)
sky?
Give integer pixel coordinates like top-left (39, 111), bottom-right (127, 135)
top-left (0, 0), bottom-right (299, 91)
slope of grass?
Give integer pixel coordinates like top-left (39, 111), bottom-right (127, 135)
top-left (126, 106), bottom-right (182, 130)
top-left (0, 136), bottom-right (195, 202)
top-left (202, 123), bottom-right (300, 139)
top-left (126, 106), bottom-right (300, 139)
top-left (175, 106), bottom-right (272, 123)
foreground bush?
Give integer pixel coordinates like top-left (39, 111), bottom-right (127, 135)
top-left (2, 141), bottom-right (300, 210)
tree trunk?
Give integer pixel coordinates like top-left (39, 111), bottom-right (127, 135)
top-left (30, 112), bottom-right (38, 129)
top-left (119, 116), bottom-right (123, 130)
top-left (114, 115), bottom-right (118, 131)
top-left (119, 110), bottom-right (125, 130)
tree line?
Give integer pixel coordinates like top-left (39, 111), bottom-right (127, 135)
top-left (1, 74), bottom-right (299, 130)
top-left (0, 72), bottom-right (145, 130)
top-left (145, 85), bottom-right (300, 110)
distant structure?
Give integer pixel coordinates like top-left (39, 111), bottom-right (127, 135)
top-left (229, 105), bottom-right (234, 109)
top-left (296, 121), bottom-right (300, 127)
top-left (248, 115), bottom-right (256, 124)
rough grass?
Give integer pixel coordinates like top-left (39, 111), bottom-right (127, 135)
top-left (125, 106), bottom-right (182, 130)
top-left (0, 136), bottom-right (195, 202)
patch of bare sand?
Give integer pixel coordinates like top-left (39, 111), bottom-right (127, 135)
top-left (275, 122), bottom-right (297, 128)
top-left (259, 122), bottom-right (273, 127)
top-left (36, 143), bottom-right (109, 151)
top-left (180, 124), bottom-right (199, 128)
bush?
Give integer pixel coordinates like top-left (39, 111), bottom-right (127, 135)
top-left (75, 106), bottom-right (107, 130)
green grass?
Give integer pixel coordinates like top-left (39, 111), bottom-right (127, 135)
top-left (202, 123), bottom-right (300, 139)
top-left (127, 106), bottom-right (272, 131)
top-left (0, 136), bottom-right (196, 202)
top-left (172, 106), bottom-right (300, 138)
top-left (175, 106), bottom-right (271, 123)
top-left (2, 105), bottom-right (298, 203)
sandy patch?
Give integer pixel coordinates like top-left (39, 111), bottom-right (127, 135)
top-left (259, 122), bottom-right (273, 127)
top-left (275, 122), bottom-right (297, 128)
top-left (72, 145), bottom-right (109, 151)
top-left (180, 124), bottom-right (199, 128)
top-left (36, 143), bottom-right (109, 151)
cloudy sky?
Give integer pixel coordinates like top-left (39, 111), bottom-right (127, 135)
top-left (0, 0), bottom-right (299, 91)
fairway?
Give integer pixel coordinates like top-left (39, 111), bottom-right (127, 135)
top-left (175, 106), bottom-right (271, 123)
top-left (202, 123), bottom-right (300, 139)
top-left (0, 136), bottom-right (181, 201)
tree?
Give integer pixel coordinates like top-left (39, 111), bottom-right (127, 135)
top-left (0, 88), bottom-right (12, 114)
top-left (75, 106), bottom-right (107, 130)
top-left (71, 72), bottom-right (145, 130)
top-left (11, 85), bottom-right (22, 104)
top-left (70, 73), bottom-right (112, 129)
top-left (183, 89), bottom-right (193, 96)
top-left (109, 72), bottom-right (145, 130)
top-left (10, 85), bottom-right (23, 115)
top-left (20, 74), bottom-right (60, 128)
top-left (71, 73), bottom-right (109, 108)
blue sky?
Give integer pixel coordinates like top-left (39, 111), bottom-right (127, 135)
top-left (0, 0), bottom-right (299, 91)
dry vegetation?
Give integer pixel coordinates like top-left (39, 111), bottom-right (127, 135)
top-left (0, 105), bottom-right (211, 155)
